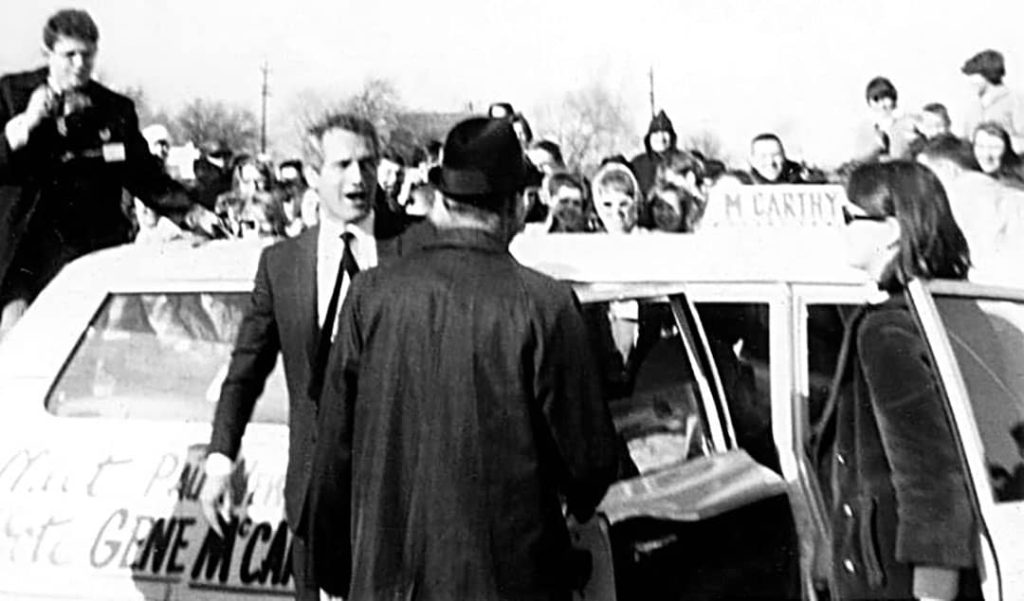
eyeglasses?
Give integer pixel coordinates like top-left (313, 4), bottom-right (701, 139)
top-left (842, 205), bottom-right (889, 226)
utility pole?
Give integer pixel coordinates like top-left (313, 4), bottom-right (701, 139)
top-left (260, 61), bottom-right (269, 155)
top-left (648, 65), bottom-right (656, 118)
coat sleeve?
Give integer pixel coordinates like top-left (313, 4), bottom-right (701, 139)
top-left (536, 289), bottom-right (620, 522)
top-left (116, 95), bottom-right (193, 217)
top-left (857, 315), bottom-right (975, 569)
top-left (308, 272), bottom-right (366, 597)
top-left (208, 248), bottom-right (281, 460)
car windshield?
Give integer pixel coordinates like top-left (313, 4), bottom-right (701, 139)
top-left (933, 294), bottom-right (1024, 503)
top-left (46, 292), bottom-right (288, 423)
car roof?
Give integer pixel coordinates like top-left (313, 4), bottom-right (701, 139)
top-left (52, 229), bottom-right (870, 295)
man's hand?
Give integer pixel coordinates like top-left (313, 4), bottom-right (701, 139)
top-left (184, 204), bottom-right (227, 238)
top-left (4, 85), bottom-right (57, 151)
top-left (198, 455), bottom-right (234, 537)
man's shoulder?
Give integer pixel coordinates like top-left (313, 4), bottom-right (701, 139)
top-left (85, 80), bottom-right (134, 110)
top-left (0, 67), bottom-right (46, 95)
top-left (262, 228), bottom-right (316, 263)
top-left (512, 260), bottom-right (577, 309)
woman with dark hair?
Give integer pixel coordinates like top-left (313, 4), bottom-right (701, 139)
top-left (646, 183), bottom-right (693, 233)
top-left (824, 160), bottom-right (978, 600)
top-left (971, 122), bottom-right (1024, 189)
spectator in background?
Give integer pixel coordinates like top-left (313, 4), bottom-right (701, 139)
top-left (853, 76), bottom-right (900, 161)
top-left (919, 103), bottom-right (953, 139)
top-left (646, 182), bottom-right (694, 233)
top-left (142, 123), bottom-right (171, 162)
top-left (237, 190), bottom-right (288, 240)
top-left (748, 133), bottom-right (804, 184)
top-left (962, 49), bottom-right (1024, 154)
top-left (654, 150), bottom-right (706, 225)
top-left (526, 139), bottom-right (565, 175)
top-left (631, 109), bottom-right (678, 196)
top-left (541, 171), bottom-right (594, 233)
top-left (972, 122), bottom-right (1024, 188)
top-left (279, 159), bottom-right (313, 236)
top-left (487, 101), bottom-right (514, 119)
top-left (193, 139), bottom-right (233, 210)
top-left (918, 133), bottom-right (1024, 282)
top-left (423, 139), bottom-right (442, 166)
top-left (592, 161), bottom-right (642, 234)
top-left (215, 155), bottom-right (275, 237)
top-left (376, 148), bottom-right (406, 214)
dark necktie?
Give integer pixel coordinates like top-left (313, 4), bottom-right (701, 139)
top-left (308, 232), bottom-right (360, 402)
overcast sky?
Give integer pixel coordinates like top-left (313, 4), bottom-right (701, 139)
top-left (3, 0), bottom-right (1023, 164)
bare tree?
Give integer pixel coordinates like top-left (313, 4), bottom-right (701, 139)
top-left (532, 82), bottom-right (636, 172)
top-left (174, 98), bottom-right (260, 153)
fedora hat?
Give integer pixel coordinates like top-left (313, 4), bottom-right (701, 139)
top-left (429, 117), bottom-right (541, 209)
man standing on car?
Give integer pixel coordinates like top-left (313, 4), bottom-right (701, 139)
top-left (0, 9), bottom-right (216, 335)
top-left (308, 117), bottom-right (620, 600)
top-left (200, 113), bottom-right (425, 600)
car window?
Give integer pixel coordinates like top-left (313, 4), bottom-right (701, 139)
top-left (933, 295), bottom-right (1024, 503)
top-left (696, 302), bottom-right (778, 472)
top-left (582, 298), bottom-right (711, 475)
top-left (46, 292), bottom-right (288, 423)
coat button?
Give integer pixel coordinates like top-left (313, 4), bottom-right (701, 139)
top-left (843, 559), bottom-right (856, 573)
top-left (842, 504), bottom-right (853, 517)
top-left (836, 453), bottom-right (847, 466)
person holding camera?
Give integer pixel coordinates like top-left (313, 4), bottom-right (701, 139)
top-left (0, 8), bottom-right (218, 333)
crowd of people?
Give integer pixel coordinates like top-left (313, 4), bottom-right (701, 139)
top-left (3, 7), bottom-right (1021, 601)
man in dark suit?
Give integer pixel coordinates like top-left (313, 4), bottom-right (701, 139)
top-left (200, 112), bottom-right (425, 600)
top-left (0, 9), bottom-right (216, 334)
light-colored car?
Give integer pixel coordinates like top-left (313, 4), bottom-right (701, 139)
top-left (0, 231), bottom-right (1021, 600)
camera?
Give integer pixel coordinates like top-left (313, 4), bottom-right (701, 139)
top-left (52, 90), bottom-right (109, 158)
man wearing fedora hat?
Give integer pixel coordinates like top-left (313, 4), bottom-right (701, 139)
top-left (309, 117), bottom-right (619, 600)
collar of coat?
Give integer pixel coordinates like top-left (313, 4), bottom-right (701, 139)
top-left (423, 226), bottom-right (508, 254)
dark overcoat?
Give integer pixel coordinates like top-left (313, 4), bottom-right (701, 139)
top-left (309, 228), bottom-right (620, 600)
top-left (825, 296), bottom-right (978, 599)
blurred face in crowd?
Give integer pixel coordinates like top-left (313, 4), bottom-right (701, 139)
top-left (377, 158), bottom-right (402, 193)
top-left (551, 184), bottom-right (587, 232)
top-left (750, 138), bottom-right (785, 182)
top-left (650, 189), bottom-right (685, 232)
top-left (526, 147), bottom-right (559, 178)
top-left (238, 163), bottom-right (267, 196)
top-left (842, 203), bottom-right (899, 274)
top-left (918, 111), bottom-right (950, 139)
top-left (279, 165), bottom-right (303, 189)
top-left (144, 134), bottom-right (170, 161)
top-left (973, 129), bottom-right (1006, 175)
top-left (966, 73), bottom-right (990, 97)
top-left (868, 95), bottom-right (895, 120)
top-left (317, 127), bottom-right (378, 225)
top-left (595, 186), bottom-right (637, 234)
top-left (649, 130), bottom-right (671, 153)
top-left (45, 35), bottom-right (96, 92)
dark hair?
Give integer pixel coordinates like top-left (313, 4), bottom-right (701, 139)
top-left (307, 112), bottom-right (380, 157)
top-left (44, 9), bottom-right (99, 49)
top-left (921, 102), bottom-right (951, 127)
top-left (962, 50), bottom-right (1005, 85)
top-left (750, 132), bottom-right (784, 153)
top-left (865, 77), bottom-right (898, 104)
top-left (646, 182), bottom-right (693, 232)
top-left (529, 139), bottom-right (565, 168)
top-left (278, 159), bottom-right (308, 186)
top-left (657, 150), bottom-right (705, 187)
top-left (424, 140), bottom-right (443, 163)
top-left (972, 121), bottom-right (1022, 173)
top-left (545, 171), bottom-right (595, 232)
top-left (918, 134), bottom-right (979, 171)
top-left (846, 161), bottom-right (970, 289)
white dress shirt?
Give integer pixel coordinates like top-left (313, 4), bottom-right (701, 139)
top-left (316, 212), bottom-right (377, 334)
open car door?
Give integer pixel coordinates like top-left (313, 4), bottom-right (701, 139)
top-left (570, 283), bottom-right (788, 601)
top-left (907, 279), bottom-right (1024, 601)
